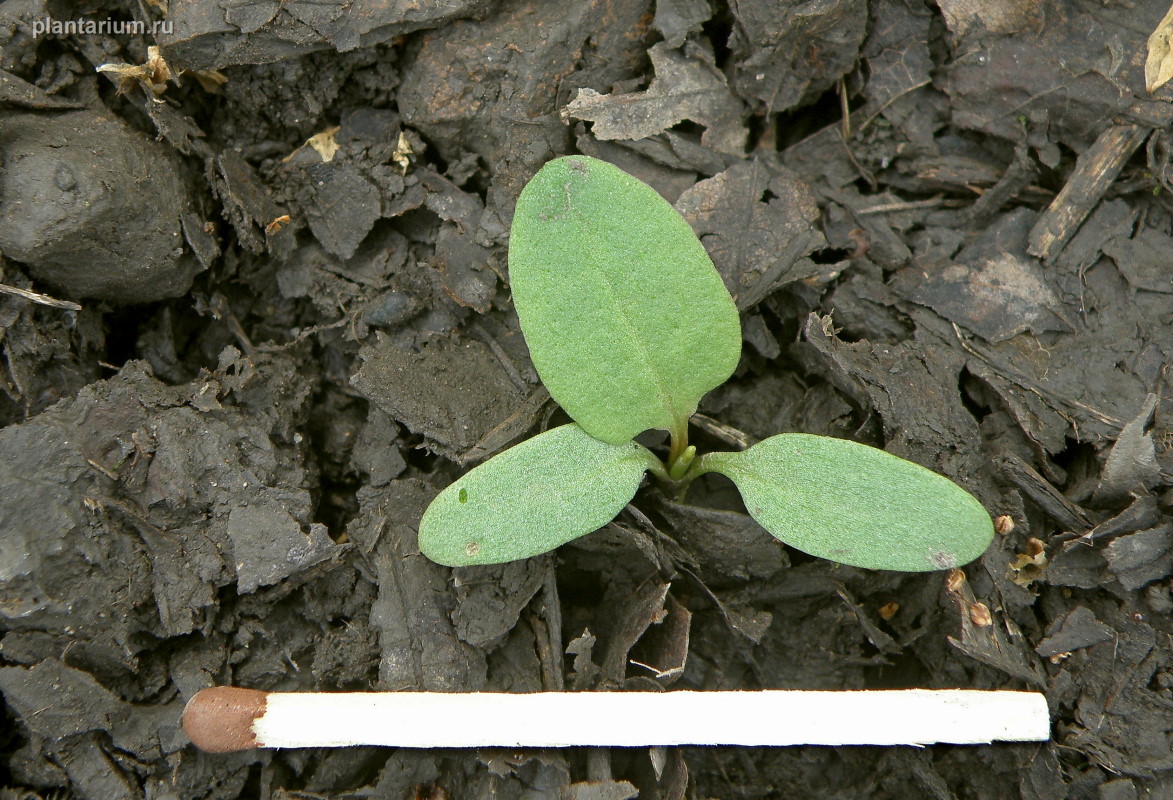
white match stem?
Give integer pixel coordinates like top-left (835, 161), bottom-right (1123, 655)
top-left (254, 690), bottom-right (1049, 748)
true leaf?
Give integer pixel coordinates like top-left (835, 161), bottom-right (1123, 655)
top-left (705, 434), bottom-right (994, 572)
top-left (509, 155), bottom-right (742, 444)
top-left (418, 423), bottom-right (659, 567)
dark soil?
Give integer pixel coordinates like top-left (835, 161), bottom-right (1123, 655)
top-left (2, 1), bottom-right (1172, 798)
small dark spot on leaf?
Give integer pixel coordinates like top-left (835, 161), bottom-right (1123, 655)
top-left (458, 488), bottom-right (468, 504)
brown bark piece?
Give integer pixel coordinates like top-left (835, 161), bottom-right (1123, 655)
top-left (1027, 124), bottom-right (1150, 262)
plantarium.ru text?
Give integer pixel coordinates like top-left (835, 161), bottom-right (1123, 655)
top-left (418, 156), bottom-right (994, 573)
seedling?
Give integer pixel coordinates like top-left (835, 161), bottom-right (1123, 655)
top-left (418, 156), bottom-right (994, 572)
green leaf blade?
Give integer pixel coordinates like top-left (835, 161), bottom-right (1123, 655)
top-left (418, 424), bottom-right (655, 567)
top-left (707, 434), bottom-right (995, 572)
top-left (509, 155), bottom-right (742, 444)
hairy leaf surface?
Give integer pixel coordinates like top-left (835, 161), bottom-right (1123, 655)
top-left (706, 434), bottom-right (994, 572)
top-left (418, 424), bottom-right (657, 567)
top-left (509, 155), bottom-right (741, 444)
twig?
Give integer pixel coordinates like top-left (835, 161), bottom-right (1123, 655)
top-left (691, 413), bottom-right (754, 450)
top-left (855, 197), bottom-right (948, 215)
top-left (472, 322), bottom-right (529, 393)
top-left (255, 315), bottom-right (352, 352)
top-left (0, 283), bottom-right (82, 311)
top-left (855, 79), bottom-right (932, 136)
top-left (950, 323), bottom-right (1121, 428)
top-left (1028, 124), bottom-right (1150, 262)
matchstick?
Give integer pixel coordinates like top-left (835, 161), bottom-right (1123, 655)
top-left (183, 687), bottom-right (1050, 752)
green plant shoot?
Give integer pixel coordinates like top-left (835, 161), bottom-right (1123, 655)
top-left (417, 155), bottom-right (995, 572)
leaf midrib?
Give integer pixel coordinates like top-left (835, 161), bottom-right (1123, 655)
top-left (573, 198), bottom-right (678, 433)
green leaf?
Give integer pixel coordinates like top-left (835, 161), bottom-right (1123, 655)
top-left (705, 434), bottom-right (994, 572)
top-left (418, 423), bottom-right (658, 566)
top-left (509, 155), bottom-right (742, 444)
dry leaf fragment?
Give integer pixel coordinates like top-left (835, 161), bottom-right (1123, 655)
top-left (96, 46), bottom-right (227, 99)
top-left (265, 215), bottom-right (292, 235)
top-left (562, 42), bottom-right (744, 154)
top-left (191, 69), bottom-right (229, 93)
top-left (936, 0), bottom-right (1043, 36)
top-left (1147, 3), bottom-right (1173, 93)
top-left (307, 126), bottom-right (341, 163)
top-left (393, 131), bottom-right (413, 174)
top-left (97, 45), bottom-right (174, 99)
top-left (1010, 537), bottom-right (1048, 587)
top-left (282, 127), bottom-right (342, 164)
top-left (1092, 393), bottom-right (1161, 505)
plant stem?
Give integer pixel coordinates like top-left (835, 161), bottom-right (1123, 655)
top-left (677, 451), bottom-right (720, 485)
top-left (667, 445), bottom-right (696, 480)
top-left (652, 446), bottom-right (722, 502)
top-left (643, 454), bottom-right (670, 483)
top-left (666, 419), bottom-right (689, 471)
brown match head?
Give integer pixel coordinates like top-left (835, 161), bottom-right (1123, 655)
top-left (183, 687), bottom-right (268, 752)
